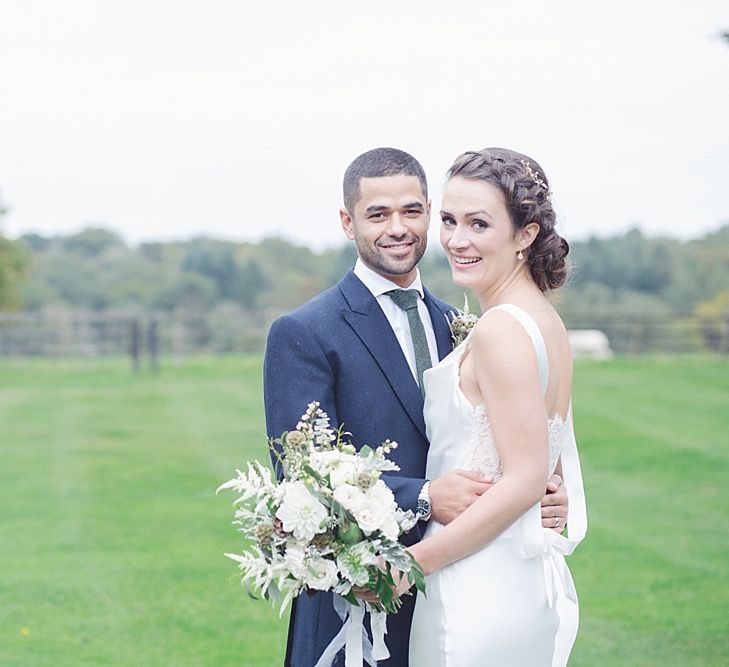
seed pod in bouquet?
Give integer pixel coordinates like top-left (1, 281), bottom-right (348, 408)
top-left (337, 518), bottom-right (364, 545)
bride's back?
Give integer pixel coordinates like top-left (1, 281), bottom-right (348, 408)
top-left (527, 302), bottom-right (573, 421)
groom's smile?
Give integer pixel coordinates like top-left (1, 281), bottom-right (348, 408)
top-left (379, 239), bottom-right (417, 253)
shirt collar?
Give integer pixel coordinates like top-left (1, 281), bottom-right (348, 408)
top-left (354, 258), bottom-right (425, 299)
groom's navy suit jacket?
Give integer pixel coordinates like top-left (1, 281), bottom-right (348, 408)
top-left (264, 270), bottom-right (453, 667)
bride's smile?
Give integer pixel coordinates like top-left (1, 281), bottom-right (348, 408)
top-left (451, 255), bottom-right (482, 265)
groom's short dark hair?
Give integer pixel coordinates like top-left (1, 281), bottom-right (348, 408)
top-left (343, 148), bottom-right (428, 214)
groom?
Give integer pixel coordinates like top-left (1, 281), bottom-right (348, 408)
top-left (263, 147), bottom-right (568, 667)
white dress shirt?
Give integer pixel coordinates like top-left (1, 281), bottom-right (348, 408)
top-left (353, 259), bottom-right (439, 384)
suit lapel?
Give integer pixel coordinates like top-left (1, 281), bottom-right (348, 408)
top-left (338, 272), bottom-right (427, 439)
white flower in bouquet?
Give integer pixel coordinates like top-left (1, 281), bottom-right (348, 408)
top-left (337, 542), bottom-right (379, 587)
top-left (366, 479), bottom-right (395, 506)
top-left (276, 481), bottom-right (328, 542)
top-left (352, 506), bottom-right (387, 536)
top-left (329, 457), bottom-right (360, 489)
top-left (282, 541), bottom-right (306, 579)
top-left (308, 449), bottom-right (347, 476)
top-left (332, 483), bottom-right (367, 513)
top-left (303, 555), bottom-right (340, 591)
top-left (360, 481), bottom-right (401, 539)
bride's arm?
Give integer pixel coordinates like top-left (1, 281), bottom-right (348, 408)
top-left (408, 312), bottom-right (550, 576)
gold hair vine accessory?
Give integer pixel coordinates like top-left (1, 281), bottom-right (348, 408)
top-left (520, 160), bottom-right (552, 200)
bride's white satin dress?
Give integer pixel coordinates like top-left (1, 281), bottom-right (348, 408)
top-left (409, 304), bottom-right (587, 667)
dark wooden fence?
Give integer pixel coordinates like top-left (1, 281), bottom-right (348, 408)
top-left (0, 310), bottom-right (727, 361)
top-left (0, 310), bottom-right (271, 367)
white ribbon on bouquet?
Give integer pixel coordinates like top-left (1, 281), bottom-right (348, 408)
top-left (314, 595), bottom-right (390, 667)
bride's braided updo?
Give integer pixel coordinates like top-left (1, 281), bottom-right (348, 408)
top-left (446, 147), bottom-right (570, 292)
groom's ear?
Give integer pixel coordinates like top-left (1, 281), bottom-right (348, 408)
top-left (340, 208), bottom-right (356, 240)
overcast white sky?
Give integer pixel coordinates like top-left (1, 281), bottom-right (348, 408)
top-left (1, 1), bottom-right (728, 250)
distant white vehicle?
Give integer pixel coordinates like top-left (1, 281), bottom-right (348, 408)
top-left (568, 329), bottom-right (613, 360)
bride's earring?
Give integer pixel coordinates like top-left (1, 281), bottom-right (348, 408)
top-left (517, 250), bottom-right (524, 261)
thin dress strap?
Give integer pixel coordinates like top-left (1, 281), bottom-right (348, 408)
top-left (488, 304), bottom-right (549, 394)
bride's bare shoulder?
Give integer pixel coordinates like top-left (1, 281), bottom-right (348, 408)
top-left (469, 309), bottom-right (536, 365)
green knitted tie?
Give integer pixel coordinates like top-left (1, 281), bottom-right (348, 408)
top-left (387, 289), bottom-right (433, 396)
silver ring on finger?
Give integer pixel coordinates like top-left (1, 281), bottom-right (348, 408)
top-left (554, 517), bottom-right (560, 529)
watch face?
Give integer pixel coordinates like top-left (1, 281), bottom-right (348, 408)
top-left (417, 498), bottom-right (431, 515)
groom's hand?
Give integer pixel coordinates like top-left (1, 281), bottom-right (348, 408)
top-left (429, 470), bottom-right (493, 525)
top-left (541, 474), bottom-right (568, 533)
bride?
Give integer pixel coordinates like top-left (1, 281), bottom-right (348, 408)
top-left (404, 148), bottom-right (587, 666)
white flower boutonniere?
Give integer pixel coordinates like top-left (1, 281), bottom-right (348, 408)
top-left (447, 294), bottom-right (479, 347)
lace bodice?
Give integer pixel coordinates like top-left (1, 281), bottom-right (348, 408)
top-left (463, 404), bottom-right (564, 480)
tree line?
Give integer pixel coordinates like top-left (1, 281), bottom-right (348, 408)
top-left (1, 220), bottom-right (728, 353)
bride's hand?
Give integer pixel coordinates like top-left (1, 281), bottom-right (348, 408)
top-left (352, 557), bottom-right (413, 605)
top-left (392, 567), bottom-right (414, 598)
top-left (351, 586), bottom-right (381, 605)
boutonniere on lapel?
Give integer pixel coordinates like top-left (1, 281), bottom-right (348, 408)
top-left (447, 295), bottom-right (479, 348)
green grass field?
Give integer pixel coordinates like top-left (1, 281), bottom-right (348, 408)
top-left (1, 355), bottom-right (727, 666)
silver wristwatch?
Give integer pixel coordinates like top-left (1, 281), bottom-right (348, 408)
top-left (416, 481), bottom-right (432, 522)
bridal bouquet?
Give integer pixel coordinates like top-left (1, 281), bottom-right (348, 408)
top-left (218, 402), bottom-right (425, 637)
